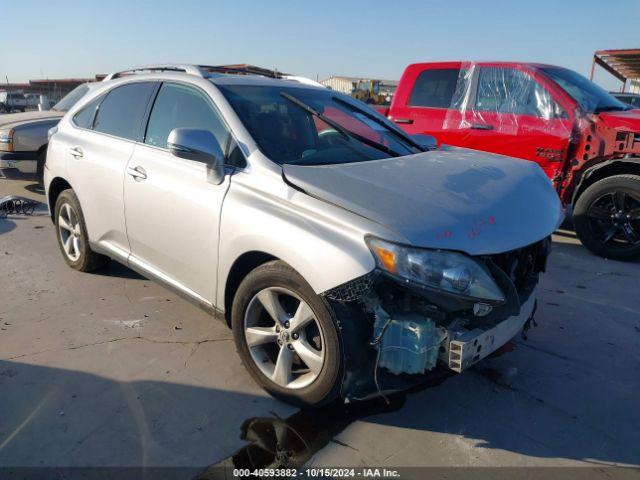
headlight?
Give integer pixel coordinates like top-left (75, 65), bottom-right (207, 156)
top-left (366, 237), bottom-right (505, 303)
top-left (0, 129), bottom-right (13, 152)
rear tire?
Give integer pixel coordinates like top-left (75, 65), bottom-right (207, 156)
top-left (573, 174), bottom-right (640, 260)
top-left (54, 189), bottom-right (110, 272)
top-left (231, 260), bottom-right (343, 407)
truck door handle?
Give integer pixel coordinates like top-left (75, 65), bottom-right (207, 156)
top-left (127, 165), bottom-right (147, 181)
top-left (393, 118), bottom-right (414, 124)
top-left (69, 146), bottom-right (83, 159)
top-left (470, 123), bottom-right (494, 130)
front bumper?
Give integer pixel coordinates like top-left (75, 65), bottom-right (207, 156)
top-left (0, 151), bottom-right (38, 174)
top-left (442, 289), bottom-right (536, 372)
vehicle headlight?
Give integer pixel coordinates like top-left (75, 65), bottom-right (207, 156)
top-left (0, 129), bottom-right (13, 152)
top-left (366, 237), bottom-right (505, 303)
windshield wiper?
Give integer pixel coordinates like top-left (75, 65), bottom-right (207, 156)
top-left (331, 96), bottom-right (425, 152)
top-left (280, 92), bottom-right (402, 158)
top-left (594, 105), bottom-right (630, 113)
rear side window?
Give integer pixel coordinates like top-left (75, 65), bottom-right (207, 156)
top-left (408, 68), bottom-right (461, 108)
top-left (144, 83), bottom-right (231, 153)
top-left (93, 82), bottom-right (157, 141)
top-left (73, 96), bottom-right (102, 129)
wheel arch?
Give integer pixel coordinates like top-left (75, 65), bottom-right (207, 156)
top-left (47, 176), bottom-right (73, 223)
top-left (572, 158), bottom-right (640, 205)
top-left (222, 251), bottom-right (279, 326)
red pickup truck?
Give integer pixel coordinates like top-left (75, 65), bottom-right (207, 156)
top-left (379, 61), bottom-right (640, 260)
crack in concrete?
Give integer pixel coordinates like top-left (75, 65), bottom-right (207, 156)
top-left (2, 335), bottom-right (232, 361)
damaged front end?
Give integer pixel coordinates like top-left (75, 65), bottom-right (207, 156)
top-left (324, 237), bottom-right (550, 401)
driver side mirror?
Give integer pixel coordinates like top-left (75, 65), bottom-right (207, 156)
top-left (412, 134), bottom-right (438, 151)
top-left (167, 128), bottom-right (225, 185)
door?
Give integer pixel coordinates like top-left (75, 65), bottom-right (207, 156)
top-left (66, 82), bottom-right (157, 258)
top-left (123, 82), bottom-right (234, 303)
top-left (465, 66), bottom-right (572, 179)
top-left (389, 63), bottom-right (470, 147)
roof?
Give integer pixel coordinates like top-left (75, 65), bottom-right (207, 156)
top-left (592, 49), bottom-right (640, 82)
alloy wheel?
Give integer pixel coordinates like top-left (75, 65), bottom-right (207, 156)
top-left (58, 202), bottom-right (82, 262)
top-left (244, 287), bottom-right (325, 390)
top-left (586, 190), bottom-right (640, 247)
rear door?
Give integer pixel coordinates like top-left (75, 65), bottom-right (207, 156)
top-left (124, 82), bottom-right (236, 303)
top-left (465, 65), bottom-right (572, 178)
top-left (388, 63), bottom-right (469, 146)
top-left (66, 82), bottom-right (157, 258)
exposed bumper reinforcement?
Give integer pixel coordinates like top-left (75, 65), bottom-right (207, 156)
top-left (441, 290), bottom-right (537, 373)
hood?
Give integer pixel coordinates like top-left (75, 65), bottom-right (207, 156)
top-left (597, 109), bottom-right (640, 131)
top-left (283, 148), bottom-right (563, 255)
top-left (0, 110), bottom-right (64, 129)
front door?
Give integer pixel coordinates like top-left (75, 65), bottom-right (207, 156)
top-left (123, 82), bottom-right (234, 303)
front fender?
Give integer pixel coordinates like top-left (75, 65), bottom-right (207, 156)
top-left (216, 175), bottom-right (380, 309)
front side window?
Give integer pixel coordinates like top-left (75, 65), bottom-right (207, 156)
top-left (475, 67), bottom-right (557, 118)
top-left (218, 84), bottom-right (419, 166)
top-left (408, 68), bottom-right (462, 108)
top-left (144, 83), bottom-right (230, 152)
top-left (93, 82), bottom-right (157, 141)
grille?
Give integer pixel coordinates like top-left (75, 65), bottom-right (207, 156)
top-left (488, 239), bottom-right (549, 295)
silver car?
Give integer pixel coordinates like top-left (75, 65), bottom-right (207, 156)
top-left (44, 64), bottom-right (563, 406)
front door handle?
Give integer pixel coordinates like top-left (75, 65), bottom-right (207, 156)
top-left (470, 123), bottom-right (494, 130)
top-left (393, 118), bottom-right (414, 124)
top-left (69, 146), bottom-right (83, 159)
top-left (127, 165), bottom-right (147, 181)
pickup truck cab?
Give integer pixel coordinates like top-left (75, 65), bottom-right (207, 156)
top-left (0, 91), bottom-right (27, 113)
top-left (381, 62), bottom-right (640, 260)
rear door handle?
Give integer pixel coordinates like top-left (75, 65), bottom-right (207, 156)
top-left (393, 118), bottom-right (414, 124)
top-left (69, 146), bottom-right (83, 158)
top-left (470, 123), bottom-right (494, 130)
top-left (127, 165), bottom-right (147, 181)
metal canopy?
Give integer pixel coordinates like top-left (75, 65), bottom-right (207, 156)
top-left (590, 49), bottom-right (640, 90)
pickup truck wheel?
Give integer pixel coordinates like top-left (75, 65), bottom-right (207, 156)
top-left (232, 260), bottom-right (342, 407)
top-left (573, 174), bottom-right (640, 260)
top-left (54, 189), bottom-right (110, 272)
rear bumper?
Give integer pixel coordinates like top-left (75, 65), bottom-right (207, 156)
top-left (0, 151), bottom-right (38, 174)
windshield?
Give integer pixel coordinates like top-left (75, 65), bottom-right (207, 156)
top-left (541, 67), bottom-right (630, 113)
top-left (217, 84), bottom-right (419, 165)
top-left (52, 84), bottom-right (90, 112)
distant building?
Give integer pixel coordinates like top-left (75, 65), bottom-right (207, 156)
top-left (320, 76), bottom-right (398, 96)
top-left (1, 75), bottom-right (105, 104)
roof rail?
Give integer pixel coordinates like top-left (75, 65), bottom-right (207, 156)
top-left (102, 64), bottom-right (207, 81)
top-left (102, 64), bottom-right (324, 87)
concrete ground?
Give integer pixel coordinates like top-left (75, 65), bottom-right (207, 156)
top-left (1, 175), bottom-right (639, 474)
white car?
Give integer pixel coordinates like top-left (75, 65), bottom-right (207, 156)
top-left (45, 64), bottom-right (563, 406)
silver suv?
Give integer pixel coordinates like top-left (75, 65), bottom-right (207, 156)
top-left (45, 64), bottom-right (563, 406)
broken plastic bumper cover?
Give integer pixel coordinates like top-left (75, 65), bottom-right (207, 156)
top-left (441, 288), bottom-right (537, 372)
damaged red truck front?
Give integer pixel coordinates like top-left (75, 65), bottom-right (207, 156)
top-left (381, 62), bottom-right (640, 260)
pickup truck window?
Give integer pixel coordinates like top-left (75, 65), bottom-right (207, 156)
top-left (540, 66), bottom-right (630, 114)
top-left (218, 84), bottom-right (417, 165)
top-left (475, 67), bottom-right (556, 119)
top-left (408, 68), bottom-right (461, 108)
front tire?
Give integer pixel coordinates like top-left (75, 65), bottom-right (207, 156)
top-left (54, 189), bottom-right (110, 272)
top-left (573, 174), bottom-right (640, 260)
top-left (232, 261), bottom-right (343, 407)
top-left (36, 149), bottom-right (46, 187)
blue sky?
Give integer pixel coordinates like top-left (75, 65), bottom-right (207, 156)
top-left (1, 0), bottom-right (638, 90)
